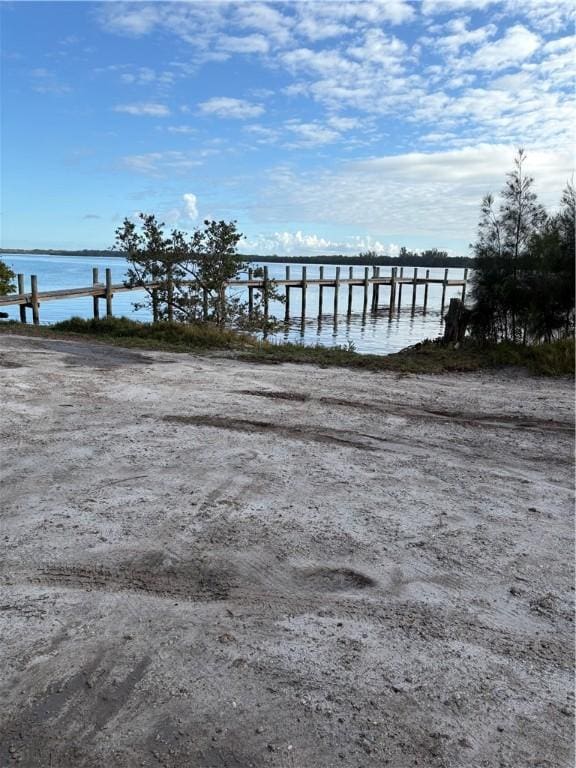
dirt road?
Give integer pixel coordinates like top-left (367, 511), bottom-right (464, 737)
top-left (0, 334), bottom-right (574, 767)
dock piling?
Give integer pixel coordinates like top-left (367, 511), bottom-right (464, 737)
top-left (105, 268), bottom-right (113, 318)
top-left (423, 269), bottom-right (430, 314)
top-left (284, 266), bottom-right (290, 321)
top-left (333, 267), bottom-right (340, 316)
top-left (263, 266), bottom-right (269, 321)
top-left (92, 267), bottom-right (100, 320)
top-left (371, 266), bottom-right (379, 312)
top-left (411, 268), bottom-right (418, 314)
top-left (248, 268), bottom-right (254, 317)
top-left (362, 267), bottom-right (369, 314)
top-left (318, 266), bottom-right (324, 316)
top-left (18, 274), bottom-right (26, 323)
top-left (30, 275), bottom-right (40, 325)
top-left (389, 267), bottom-right (397, 315)
top-left (440, 268), bottom-right (449, 316)
top-left (347, 267), bottom-right (353, 316)
top-left (397, 267), bottom-right (404, 310)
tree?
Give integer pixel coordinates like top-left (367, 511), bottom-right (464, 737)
top-left (525, 182), bottom-right (575, 341)
top-left (469, 149), bottom-right (561, 343)
top-left (115, 214), bottom-right (282, 331)
top-left (0, 259), bottom-right (15, 296)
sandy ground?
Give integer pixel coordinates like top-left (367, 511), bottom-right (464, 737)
top-left (0, 334), bottom-right (574, 768)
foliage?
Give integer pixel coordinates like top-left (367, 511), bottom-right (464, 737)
top-left (114, 214), bottom-right (283, 331)
top-left (470, 149), bottom-right (574, 343)
top-left (0, 259), bottom-right (15, 296)
top-left (51, 317), bottom-right (257, 350)
top-left (240, 337), bottom-right (574, 376)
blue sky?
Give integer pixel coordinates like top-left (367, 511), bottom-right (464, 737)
top-left (1, 0), bottom-right (574, 255)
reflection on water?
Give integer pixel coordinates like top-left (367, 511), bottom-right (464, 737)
top-left (273, 309), bottom-right (445, 354)
top-left (1, 254), bottom-right (464, 354)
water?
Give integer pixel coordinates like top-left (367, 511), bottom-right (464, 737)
top-left (1, 253), bottom-right (467, 354)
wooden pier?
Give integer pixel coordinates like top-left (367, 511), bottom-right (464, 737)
top-left (0, 266), bottom-right (468, 325)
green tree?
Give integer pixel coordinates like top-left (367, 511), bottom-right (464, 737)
top-left (470, 149), bottom-right (556, 343)
top-left (115, 214), bottom-right (282, 331)
top-left (0, 259), bottom-right (15, 296)
top-left (524, 183), bottom-right (575, 341)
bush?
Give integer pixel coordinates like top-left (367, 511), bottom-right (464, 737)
top-left (52, 316), bottom-right (257, 350)
top-left (0, 260), bottom-right (15, 296)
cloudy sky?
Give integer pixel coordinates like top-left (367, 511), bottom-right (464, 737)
top-left (1, 0), bottom-right (574, 255)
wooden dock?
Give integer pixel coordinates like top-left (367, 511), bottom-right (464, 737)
top-left (0, 266), bottom-right (468, 325)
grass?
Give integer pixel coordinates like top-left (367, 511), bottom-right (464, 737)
top-left (0, 317), bottom-right (573, 376)
top-left (241, 336), bottom-right (575, 375)
top-left (0, 316), bottom-right (259, 352)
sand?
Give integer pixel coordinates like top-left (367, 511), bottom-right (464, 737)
top-left (0, 333), bottom-right (574, 767)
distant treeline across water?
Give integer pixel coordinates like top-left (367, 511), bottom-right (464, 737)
top-left (0, 248), bottom-right (473, 268)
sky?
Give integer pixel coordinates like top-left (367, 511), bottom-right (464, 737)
top-left (0, 0), bottom-right (574, 256)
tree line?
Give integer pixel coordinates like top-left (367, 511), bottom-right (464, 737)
top-left (0, 247), bottom-right (473, 268)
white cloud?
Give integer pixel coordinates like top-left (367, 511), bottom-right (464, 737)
top-left (464, 25), bottom-right (540, 70)
top-left (165, 125), bottom-right (196, 134)
top-left (284, 120), bottom-right (341, 147)
top-left (30, 67), bottom-right (71, 95)
top-left (506, 0), bottom-right (576, 33)
top-left (218, 34), bottom-right (270, 54)
top-left (253, 146), bottom-right (573, 241)
top-left (244, 230), bottom-right (397, 256)
top-left (119, 66), bottom-right (175, 86)
top-left (234, 2), bottom-right (293, 44)
top-left (99, 5), bottom-right (161, 36)
top-left (422, 0), bottom-right (499, 14)
top-left (118, 151), bottom-right (201, 176)
top-left (327, 116), bottom-right (362, 131)
top-left (114, 102), bottom-right (170, 117)
top-left (199, 97), bottom-right (265, 119)
top-left (433, 19), bottom-right (497, 54)
top-left (183, 193), bottom-right (198, 220)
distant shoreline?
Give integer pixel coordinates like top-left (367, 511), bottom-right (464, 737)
top-left (0, 248), bottom-right (474, 268)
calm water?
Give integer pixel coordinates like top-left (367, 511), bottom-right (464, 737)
top-left (1, 254), bottom-right (467, 354)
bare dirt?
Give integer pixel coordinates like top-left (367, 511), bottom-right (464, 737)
top-left (0, 334), bottom-right (574, 768)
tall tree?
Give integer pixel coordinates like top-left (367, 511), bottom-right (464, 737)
top-left (470, 149), bottom-right (553, 343)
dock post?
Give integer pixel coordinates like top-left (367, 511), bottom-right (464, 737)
top-left (389, 267), bottom-right (397, 314)
top-left (333, 266), bottom-right (340, 316)
top-left (423, 269), bottom-right (430, 314)
top-left (301, 266), bottom-right (307, 319)
top-left (18, 274), bottom-right (26, 323)
top-left (397, 267), bottom-right (404, 310)
top-left (92, 267), bottom-right (100, 320)
top-left (461, 268), bottom-right (469, 302)
top-left (362, 267), bottom-right (369, 314)
top-left (318, 266), bottom-right (324, 316)
top-left (411, 267), bottom-right (418, 314)
top-left (105, 268), bottom-right (113, 318)
top-left (371, 266), bottom-right (379, 312)
top-left (30, 275), bottom-right (40, 325)
top-left (347, 266), bottom-right (353, 316)
top-left (263, 266), bottom-right (269, 322)
top-left (248, 268), bottom-right (254, 317)
top-left (284, 266), bottom-right (290, 321)
top-left (440, 268), bottom-right (449, 315)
